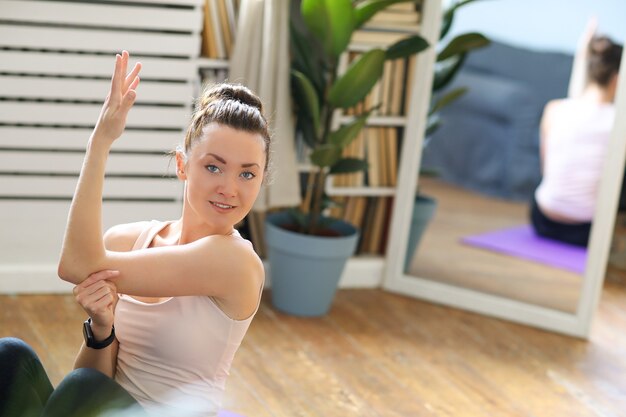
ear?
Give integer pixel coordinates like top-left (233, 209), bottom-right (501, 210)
top-left (175, 150), bottom-right (187, 180)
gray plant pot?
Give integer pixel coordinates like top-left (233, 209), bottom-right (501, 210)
top-left (404, 195), bottom-right (437, 272)
top-left (265, 211), bottom-right (359, 317)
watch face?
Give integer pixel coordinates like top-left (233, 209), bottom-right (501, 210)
top-left (83, 319), bottom-right (93, 346)
top-left (83, 319), bottom-right (115, 349)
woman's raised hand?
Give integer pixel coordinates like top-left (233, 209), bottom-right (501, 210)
top-left (93, 50), bottom-right (142, 145)
top-left (73, 270), bottom-right (120, 334)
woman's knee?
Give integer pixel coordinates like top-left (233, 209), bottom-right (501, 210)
top-left (0, 337), bottom-right (40, 364)
top-left (44, 368), bottom-right (146, 417)
top-left (0, 338), bottom-right (52, 417)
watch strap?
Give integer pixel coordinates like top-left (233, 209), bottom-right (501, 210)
top-left (83, 318), bottom-right (115, 349)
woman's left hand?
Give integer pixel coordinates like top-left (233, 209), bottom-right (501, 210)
top-left (93, 50), bottom-right (142, 145)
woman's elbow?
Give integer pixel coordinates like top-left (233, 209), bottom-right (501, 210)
top-left (57, 259), bottom-right (81, 284)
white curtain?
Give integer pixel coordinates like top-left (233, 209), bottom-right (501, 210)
top-left (229, 0), bottom-right (301, 211)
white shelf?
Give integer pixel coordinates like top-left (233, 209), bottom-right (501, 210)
top-left (338, 114), bottom-right (407, 126)
top-left (326, 184), bottom-right (396, 197)
top-left (195, 57), bottom-right (230, 70)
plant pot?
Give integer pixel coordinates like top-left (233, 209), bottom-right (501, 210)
top-left (404, 195), bottom-right (438, 272)
top-left (264, 211), bottom-right (359, 317)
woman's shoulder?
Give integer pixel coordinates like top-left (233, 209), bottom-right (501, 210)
top-left (103, 220), bottom-right (156, 251)
top-left (199, 233), bottom-right (264, 281)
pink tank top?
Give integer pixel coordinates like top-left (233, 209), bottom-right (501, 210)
top-left (114, 221), bottom-right (262, 417)
top-left (535, 100), bottom-right (615, 221)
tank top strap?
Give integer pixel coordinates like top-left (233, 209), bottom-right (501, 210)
top-left (131, 220), bottom-right (173, 251)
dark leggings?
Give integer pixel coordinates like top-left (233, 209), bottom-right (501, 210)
top-left (0, 338), bottom-right (146, 417)
top-left (530, 196), bottom-right (591, 247)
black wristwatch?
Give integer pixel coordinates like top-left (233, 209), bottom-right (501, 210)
top-left (83, 318), bottom-right (115, 349)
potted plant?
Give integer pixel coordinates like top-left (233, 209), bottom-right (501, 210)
top-left (405, 0), bottom-right (490, 272)
top-left (265, 0), bottom-right (432, 316)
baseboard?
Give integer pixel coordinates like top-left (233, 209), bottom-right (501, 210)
top-left (0, 265), bottom-right (74, 294)
top-left (0, 257), bottom-right (384, 294)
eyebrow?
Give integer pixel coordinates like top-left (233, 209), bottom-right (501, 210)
top-left (206, 153), bottom-right (260, 169)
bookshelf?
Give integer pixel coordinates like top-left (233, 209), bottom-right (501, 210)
top-left (322, 3), bottom-right (423, 261)
top-left (195, 0), bottom-right (237, 91)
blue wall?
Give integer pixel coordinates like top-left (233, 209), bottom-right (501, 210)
top-left (445, 0), bottom-right (625, 54)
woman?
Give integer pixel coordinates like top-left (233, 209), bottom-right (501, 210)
top-left (531, 23), bottom-right (623, 247)
top-left (0, 51), bottom-right (268, 416)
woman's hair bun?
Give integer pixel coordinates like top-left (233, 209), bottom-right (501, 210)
top-left (587, 35), bottom-right (622, 87)
top-left (200, 84), bottom-right (263, 113)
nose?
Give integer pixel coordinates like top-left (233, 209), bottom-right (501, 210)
top-left (216, 174), bottom-right (237, 198)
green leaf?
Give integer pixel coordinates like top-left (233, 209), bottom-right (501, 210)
top-left (301, 0), bottom-right (355, 58)
top-left (290, 21), bottom-right (325, 95)
top-left (429, 87), bottom-right (467, 115)
top-left (432, 53), bottom-right (465, 92)
top-left (385, 34), bottom-right (429, 60)
top-left (354, 0), bottom-right (417, 29)
top-left (310, 144), bottom-right (342, 167)
top-left (291, 70), bottom-right (321, 138)
top-left (437, 32), bottom-right (490, 61)
top-left (296, 115), bottom-right (318, 149)
top-left (329, 158), bottom-right (369, 174)
top-left (328, 49), bottom-right (386, 108)
top-left (301, 0), bottom-right (330, 55)
top-left (328, 111), bottom-right (371, 149)
top-left (440, 0), bottom-right (482, 39)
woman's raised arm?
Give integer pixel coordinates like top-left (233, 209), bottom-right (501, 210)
top-left (58, 51), bottom-right (140, 283)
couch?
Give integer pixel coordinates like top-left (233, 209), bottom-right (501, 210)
top-left (420, 40), bottom-right (574, 201)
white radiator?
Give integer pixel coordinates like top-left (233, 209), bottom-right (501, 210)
top-left (0, 0), bottom-right (204, 292)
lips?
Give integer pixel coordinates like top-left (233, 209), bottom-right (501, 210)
top-left (210, 201), bottom-right (236, 209)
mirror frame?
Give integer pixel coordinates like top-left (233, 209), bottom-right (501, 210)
top-left (383, 6), bottom-right (626, 338)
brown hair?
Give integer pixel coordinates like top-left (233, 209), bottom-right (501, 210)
top-left (182, 83), bottom-right (271, 171)
top-left (587, 36), bottom-right (623, 87)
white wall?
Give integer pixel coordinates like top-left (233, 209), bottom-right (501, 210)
top-left (445, 0), bottom-right (626, 54)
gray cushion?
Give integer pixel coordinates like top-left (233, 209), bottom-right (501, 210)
top-left (420, 40), bottom-right (573, 200)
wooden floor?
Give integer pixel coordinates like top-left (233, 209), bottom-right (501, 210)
top-left (408, 178), bottom-right (582, 313)
top-left (3, 178), bottom-right (626, 416)
top-left (2, 284), bottom-right (626, 417)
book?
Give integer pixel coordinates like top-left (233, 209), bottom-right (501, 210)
top-left (202, 0), bottom-right (218, 58)
top-left (386, 127), bottom-right (398, 187)
top-left (216, 0), bottom-right (233, 57)
top-left (365, 128), bottom-right (380, 187)
top-left (351, 29), bottom-right (411, 47)
top-left (378, 128), bottom-right (389, 186)
top-left (381, 60), bottom-right (393, 116)
top-left (404, 55), bottom-right (417, 113)
top-left (209, 0), bottom-right (226, 59)
top-left (368, 197), bottom-right (388, 253)
top-left (369, 10), bottom-right (420, 25)
top-left (390, 58), bottom-right (407, 115)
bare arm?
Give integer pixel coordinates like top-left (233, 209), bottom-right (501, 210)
top-left (539, 100), bottom-right (560, 174)
top-left (71, 227), bottom-right (145, 376)
top-left (72, 270), bottom-right (120, 377)
top-left (568, 17), bottom-right (597, 98)
top-left (58, 51), bottom-right (139, 284)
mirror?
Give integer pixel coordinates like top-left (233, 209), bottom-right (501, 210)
top-left (384, 0), bottom-right (626, 337)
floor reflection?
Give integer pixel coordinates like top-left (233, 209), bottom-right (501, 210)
top-left (407, 177), bottom-right (582, 313)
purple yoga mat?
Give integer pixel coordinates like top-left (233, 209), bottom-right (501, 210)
top-left (461, 224), bottom-right (587, 274)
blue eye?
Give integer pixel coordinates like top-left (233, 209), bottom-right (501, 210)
top-left (241, 171), bottom-right (256, 180)
top-left (206, 164), bottom-right (220, 173)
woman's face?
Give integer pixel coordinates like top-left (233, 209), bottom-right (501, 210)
top-left (177, 123), bottom-right (266, 234)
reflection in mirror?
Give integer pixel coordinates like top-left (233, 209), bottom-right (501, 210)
top-left (404, 16), bottom-right (623, 314)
